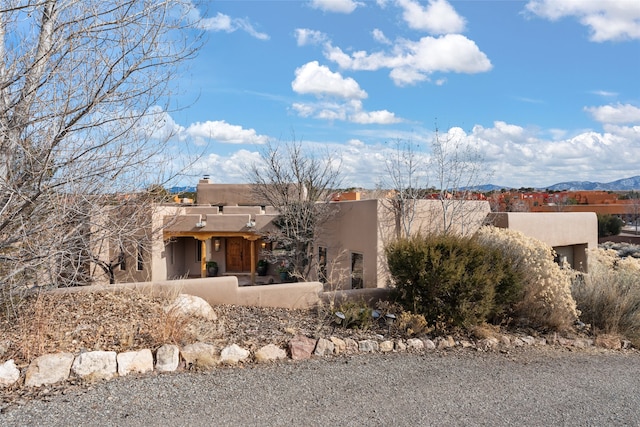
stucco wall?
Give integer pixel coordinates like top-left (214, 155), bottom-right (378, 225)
top-left (488, 212), bottom-right (598, 248)
top-left (488, 212), bottom-right (597, 271)
top-left (320, 198), bottom-right (492, 290)
top-left (320, 199), bottom-right (380, 290)
top-left (52, 277), bottom-right (324, 310)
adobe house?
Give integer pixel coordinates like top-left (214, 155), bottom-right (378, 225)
top-left (317, 198), bottom-right (492, 290)
top-left (159, 179), bottom-right (280, 285)
top-left (131, 179), bottom-right (598, 290)
top-left (487, 212), bottom-right (597, 271)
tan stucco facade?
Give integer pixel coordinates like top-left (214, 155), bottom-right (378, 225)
top-left (319, 198), bottom-right (492, 290)
top-left (488, 212), bottom-right (598, 271)
top-left (131, 183), bottom-right (598, 293)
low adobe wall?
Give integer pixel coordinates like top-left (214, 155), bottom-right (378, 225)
top-left (51, 277), bottom-right (392, 310)
top-left (51, 277), bottom-right (325, 310)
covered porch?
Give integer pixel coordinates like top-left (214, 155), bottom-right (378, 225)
top-left (162, 205), bottom-right (280, 286)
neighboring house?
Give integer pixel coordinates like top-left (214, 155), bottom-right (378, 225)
top-left (118, 178), bottom-right (598, 289)
top-left (488, 212), bottom-right (597, 271)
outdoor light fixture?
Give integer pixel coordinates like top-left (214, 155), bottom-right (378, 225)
top-left (384, 313), bottom-right (396, 334)
top-left (214, 239), bottom-right (221, 252)
top-left (261, 241), bottom-right (267, 249)
top-left (332, 311), bottom-right (346, 334)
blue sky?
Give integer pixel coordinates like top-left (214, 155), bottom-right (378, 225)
top-left (160, 0), bottom-right (640, 189)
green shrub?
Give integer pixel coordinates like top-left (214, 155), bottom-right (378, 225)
top-left (385, 234), bottom-right (521, 329)
top-left (332, 300), bottom-right (374, 330)
top-left (476, 226), bottom-right (578, 331)
top-left (597, 214), bottom-right (623, 237)
top-left (572, 248), bottom-right (640, 346)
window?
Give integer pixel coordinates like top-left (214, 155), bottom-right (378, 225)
top-left (118, 250), bottom-right (126, 271)
top-left (137, 243), bottom-right (144, 271)
top-left (195, 239), bottom-right (202, 263)
top-left (351, 252), bottom-right (363, 289)
top-left (318, 246), bottom-right (327, 283)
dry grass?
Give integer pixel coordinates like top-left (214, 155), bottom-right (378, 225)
top-left (572, 249), bottom-right (640, 347)
top-left (1, 289), bottom-right (212, 366)
top-left (1, 288), bottom-right (396, 368)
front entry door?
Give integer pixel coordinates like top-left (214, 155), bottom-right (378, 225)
top-left (225, 237), bottom-right (252, 272)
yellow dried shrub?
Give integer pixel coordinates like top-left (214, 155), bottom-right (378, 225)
top-left (476, 226), bottom-right (578, 331)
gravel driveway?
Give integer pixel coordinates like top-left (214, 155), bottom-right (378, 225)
top-left (2, 347), bottom-right (640, 426)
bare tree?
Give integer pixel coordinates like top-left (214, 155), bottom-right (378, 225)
top-left (248, 141), bottom-right (342, 281)
top-left (430, 126), bottom-right (491, 235)
top-left (378, 139), bottom-right (429, 239)
top-left (0, 0), bottom-right (201, 314)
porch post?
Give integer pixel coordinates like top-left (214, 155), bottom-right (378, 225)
top-left (200, 239), bottom-right (207, 278)
top-left (250, 239), bottom-right (256, 285)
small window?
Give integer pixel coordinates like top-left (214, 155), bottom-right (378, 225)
top-left (351, 252), bottom-right (363, 289)
top-left (137, 243), bottom-right (144, 271)
top-left (195, 239), bottom-right (202, 263)
top-left (118, 251), bottom-right (126, 271)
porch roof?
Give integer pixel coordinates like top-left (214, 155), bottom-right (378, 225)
top-left (162, 211), bottom-right (278, 240)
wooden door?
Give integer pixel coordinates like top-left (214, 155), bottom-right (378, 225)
top-left (225, 237), bottom-right (252, 272)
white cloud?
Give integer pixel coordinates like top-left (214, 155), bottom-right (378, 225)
top-left (325, 34), bottom-right (492, 86)
top-left (295, 29), bottom-right (328, 46)
top-left (351, 109), bottom-right (400, 124)
top-left (292, 61), bottom-right (368, 99)
top-left (591, 90), bottom-right (618, 98)
top-left (585, 103), bottom-right (640, 124)
top-left (180, 121), bottom-right (640, 189)
top-left (466, 121), bottom-right (640, 187)
top-left (189, 150), bottom-right (263, 183)
top-left (197, 12), bottom-right (232, 31)
top-left (191, 9), bottom-right (269, 40)
top-left (185, 120), bottom-right (270, 145)
top-left (396, 0), bottom-right (466, 34)
top-left (372, 28), bottom-right (391, 44)
top-left (389, 67), bottom-right (429, 85)
top-left (141, 106), bottom-right (186, 141)
top-left (292, 99), bottom-right (402, 124)
top-left (309, 0), bottom-right (362, 14)
top-left (525, 0), bottom-right (640, 41)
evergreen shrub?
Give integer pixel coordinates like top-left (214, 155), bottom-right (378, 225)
top-left (597, 214), bottom-right (623, 237)
top-left (385, 234), bottom-right (521, 329)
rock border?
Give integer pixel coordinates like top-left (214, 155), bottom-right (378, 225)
top-left (0, 332), bottom-right (632, 389)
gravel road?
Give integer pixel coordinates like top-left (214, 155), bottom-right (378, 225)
top-left (2, 347), bottom-right (640, 426)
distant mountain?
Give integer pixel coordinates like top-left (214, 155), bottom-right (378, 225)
top-left (169, 186), bottom-right (196, 194)
top-left (465, 184), bottom-right (505, 192)
top-left (544, 176), bottom-right (640, 191)
top-left (480, 176), bottom-right (640, 192)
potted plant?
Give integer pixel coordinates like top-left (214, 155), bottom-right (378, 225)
top-left (256, 259), bottom-right (269, 276)
top-left (206, 261), bottom-right (218, 277)
top-left (277, 260), bottom-right (291, 282)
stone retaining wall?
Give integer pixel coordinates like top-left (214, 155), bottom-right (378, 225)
top-left (1, 332), bottom-right (629, 389)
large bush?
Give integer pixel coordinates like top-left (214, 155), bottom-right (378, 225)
top-left (572, 248), bottom-right (640, 345)
top-left (385, 234), bottom-right (521, 329)
top-left (476, 226), bottom-right (578, 331)
top-left (597, 214), bottom-right (623, 237)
